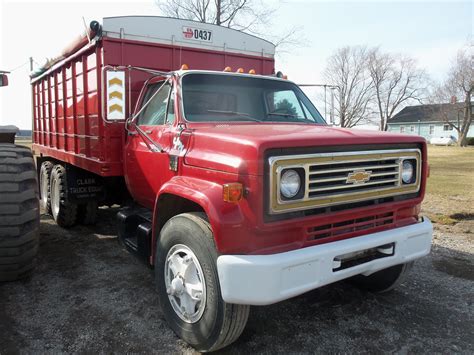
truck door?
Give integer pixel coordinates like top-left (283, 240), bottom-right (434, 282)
top-left (124, 80), bottom-right (175, 208)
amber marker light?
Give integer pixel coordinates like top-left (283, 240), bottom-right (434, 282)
top-left (283, 74), bottom-right (288, 79)
top-left (248, 69), bottom-right (256, 74)
top-left (223, 66), bottom-right (232, 72)
top-left (180, 64), bottom-right (189, 70)
top-left (223, 183), bottom-right (244, 203)
top-left (236, 68), bottom-right (244, 73)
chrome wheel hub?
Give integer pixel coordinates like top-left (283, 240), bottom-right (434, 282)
top-left (164, 244), bottom-right (206, 323)
top-left (40, 171), bottom-right (48, 206)
top-left (51, 177), bottom-right (60, 218)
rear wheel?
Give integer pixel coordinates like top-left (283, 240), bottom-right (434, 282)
top-left (50, 164), bottom-right (77, 228)
top-left (349, 262), bottom-right (414, 293)
top-left (156, 212), bottom-right (249, 352)
top-left (0, 144), bottom-right (40, 282)
top-left (39, 161), bottom-right (53, 214)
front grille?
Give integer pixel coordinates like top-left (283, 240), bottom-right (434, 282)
top-left (269, 149), bottom-right (421, 214)
top-left (306, 212), bottom-right (394, 242)
top-left (308, 158), bottom-right (400, 198)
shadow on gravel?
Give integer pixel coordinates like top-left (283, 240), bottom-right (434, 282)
top-left (1, 209), bottom-right (473, 353)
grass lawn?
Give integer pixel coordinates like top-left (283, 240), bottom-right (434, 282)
top-left (423, 145), bottom-right (474, 228)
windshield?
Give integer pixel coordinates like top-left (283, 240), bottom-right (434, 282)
top-left (181, 73), bottom-right (326, 124)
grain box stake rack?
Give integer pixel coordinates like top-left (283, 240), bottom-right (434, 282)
top-left (30, 16), bottom-right (433, 352)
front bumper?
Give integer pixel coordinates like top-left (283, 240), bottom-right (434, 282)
top-left (217, 217), bottom-right (432, 305)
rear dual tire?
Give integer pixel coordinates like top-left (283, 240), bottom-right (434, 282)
top-left (41, 162), bottom-right (98, 227)
top-left (156, 212), bottom-right (249, 352)
top-left (0, 144), bottom-right (40, 282)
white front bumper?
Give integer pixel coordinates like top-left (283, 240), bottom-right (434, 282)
top-left (217, 218), bottom-right (432, 305)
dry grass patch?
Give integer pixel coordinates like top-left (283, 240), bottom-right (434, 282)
top-left (423, 145), bottom-right (474, 231)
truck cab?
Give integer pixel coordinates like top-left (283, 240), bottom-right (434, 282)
top-left (31, 17), bottom-right (432, 352)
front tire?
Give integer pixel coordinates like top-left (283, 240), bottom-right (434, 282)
top-left (50, 164), bottom-right (77, 228)
top-left (156, 212), bottom-right (249, 352)
top-left (349, 262), bottom-right (414, 293)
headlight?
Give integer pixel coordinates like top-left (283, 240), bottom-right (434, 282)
top-left (280, 169), bottom-right (301, 198)
top-left (401, 160), bottom-right (415, 184)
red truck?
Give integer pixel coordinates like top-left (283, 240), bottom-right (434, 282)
top-left (31, 16), bottom-right (433, 352)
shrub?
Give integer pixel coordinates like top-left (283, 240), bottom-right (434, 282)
top-left (466, 137), bottom-right (474, 146)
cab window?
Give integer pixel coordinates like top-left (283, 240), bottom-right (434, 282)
top-left (138, 81), bottom-right (172, 126)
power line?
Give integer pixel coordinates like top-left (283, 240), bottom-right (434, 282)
top-left (7, 61), bottom-right (29, 72)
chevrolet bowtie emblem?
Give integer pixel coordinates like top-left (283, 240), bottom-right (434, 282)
top-left (346, 170), bottom-right (372, 184)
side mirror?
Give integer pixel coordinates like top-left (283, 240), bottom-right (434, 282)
top-left (0, 74), bottom-right (8, 87)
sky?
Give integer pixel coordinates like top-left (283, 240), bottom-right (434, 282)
top-left (0, 0), bottom-right (472, 129)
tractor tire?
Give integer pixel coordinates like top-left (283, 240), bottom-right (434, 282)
top-left (0, 143), bottom-right (40, 282)
top-left (50, 164), bottom-right (77, 228)
top-left (156, 212), bottom-right (250, 352)
top-left (39, 160), bottom-right (53, 214)
top-left (78, 201), bottom-right (98, 225)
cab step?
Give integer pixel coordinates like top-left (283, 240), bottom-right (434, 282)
top-left (117, 207), bottom-right (153, 263)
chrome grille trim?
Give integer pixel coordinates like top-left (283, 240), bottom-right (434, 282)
top-left (269, 149), bottom-right (421, 214)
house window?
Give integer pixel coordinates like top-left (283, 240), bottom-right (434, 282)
top-left (443, 124), bottom-right (453, 131)
top-left (400, 126), bottom-right (405, 133)
top-left (410, 125), bottom-right (415, 132)
top-left (429, 125), bottom-right (434, 135)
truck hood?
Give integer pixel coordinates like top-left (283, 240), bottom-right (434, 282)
top-left (184, 123), bottom-right (425, 176)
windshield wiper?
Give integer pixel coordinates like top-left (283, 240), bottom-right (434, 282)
top-left (267, 112), bottom-right (302, 118)
top-left (207, 110), bottom-right (261, 122)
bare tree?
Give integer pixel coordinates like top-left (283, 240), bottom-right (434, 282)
top-left (156, 0), bottom-right (302, 51)
top-left (158, 0), bottom-right (271, 31)
top-left (433, 45), bottom-right (473, 146)
top-left (323, 46), bottom-right (374, 128)
top-left (368, 48), bottom-right (427, 131)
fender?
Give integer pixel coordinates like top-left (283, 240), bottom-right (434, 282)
top-left (151, 176), bottom-right (246, 262)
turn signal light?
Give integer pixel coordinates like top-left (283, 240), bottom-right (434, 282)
top-left (223, 183), bottom-right (243, 203)
top-left (223, 66), bottom-right (232, 72)
top-left (180, 64), bottom-right (189, 70)
top-left (236, 68), bottom-right (244, 73)
top-left (249, 69), bottom-right (256, 74)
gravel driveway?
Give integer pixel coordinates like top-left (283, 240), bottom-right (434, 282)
top-left (1, 208), bottom-right (473, 353)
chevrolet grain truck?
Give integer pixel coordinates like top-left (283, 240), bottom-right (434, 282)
top-left (31, 16), bottom-right (433, 352)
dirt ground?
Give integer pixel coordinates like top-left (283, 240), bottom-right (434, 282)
top-left (0, 205), bottom-right (473, 354)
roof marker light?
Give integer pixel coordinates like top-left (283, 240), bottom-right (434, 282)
top-left (236, 68), bottom-right (244, 73)
top-left (224, 66), bottom-right (232, 72)
top-left (283, 74), bottom-right (288, 80)
top-left (249, 69), bottom-right (256, 74)
top-left (180, 64), bottom-right (189, 70)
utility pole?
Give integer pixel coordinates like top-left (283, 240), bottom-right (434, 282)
top-left (29, 57), bottom-right (34, 72)
top-left (299, 83), bottom-right (340, 125)
top-left (324, 85), bottom-right (327, 121)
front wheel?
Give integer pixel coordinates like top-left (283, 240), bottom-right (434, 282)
top-left (349, 262), bottom-right (414, 293)
top-left (155, 212), bottom-right (249, 352)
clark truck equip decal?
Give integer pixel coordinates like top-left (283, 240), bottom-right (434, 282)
top-left (106, 71), bottom-right (126, 120)
top-left (182, 26), bottom-right (213, 42)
